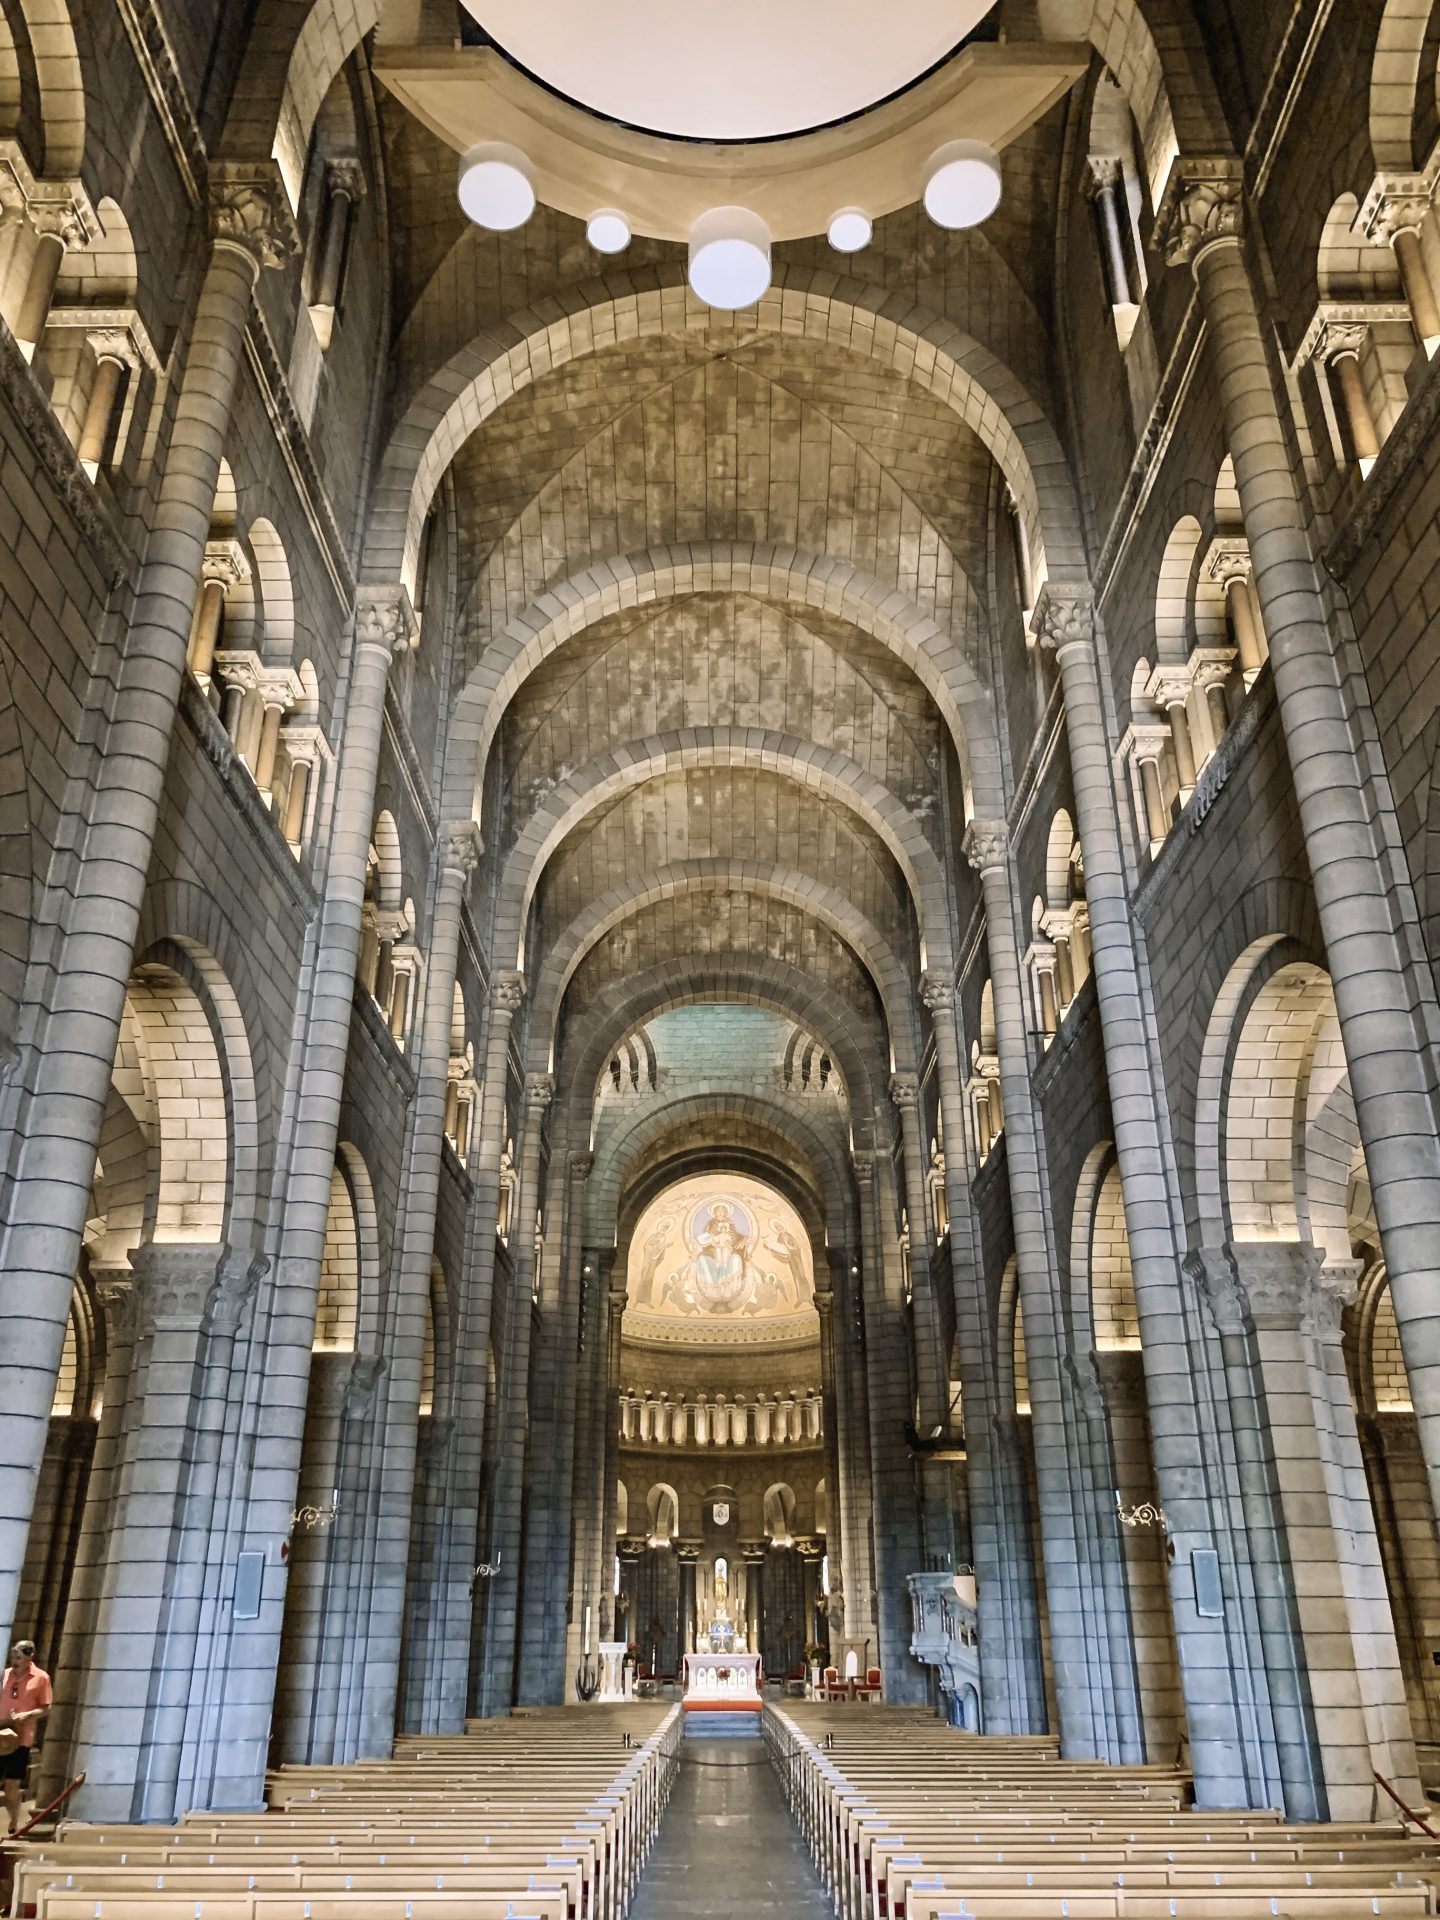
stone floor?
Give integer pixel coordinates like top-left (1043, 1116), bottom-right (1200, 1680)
top-left (630, 1725), bottom-right (833, 1917)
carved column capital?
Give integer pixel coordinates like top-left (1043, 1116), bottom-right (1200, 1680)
top-left (442, 820), bottom-right (484, 878)
top-left (28, 185), bottom-right (98, 252)
top-left (570, 1151), bottom-right (595, 1183)
top-left (962, 818), bottom-right (1009, 874)
top-left (1205, 536), bottom-right (1253, 589)
top-left (490, 969), bottom-right (526, 1013)
top-left (91, 1268), bottom-right (138, 1340)
top-left (1358, 172), bottom-right (1434, 246)
top-left (128, 1241), bottom-right (228, 1333)
top-left (1030, 582), bottom-right (1097, 656)
top-left (1155, 156), bottom-right (1245, 270)
top-left (851, 1150), bottom-right (876, 1187)
top-left (209, 161), bottom-right (301, 275)
top-left (1084, 155), bottom-right (1125, 199)
top-left (204, 1249), bottom-right (268, 1338)
top-left (524, 1072), bottom-right (555, 1112)
top-left (1184, 1244), bottom-right (1248, 1336)
top-left (354, 585), bottom-right (417, 661)
top-left (325, 157), bottom-right (367, 203)
top-left (919, 969), bottom-right (955, 1016)
top-left (888, 1073), bottom-right (919, 1113)
top-left (344, 1351), bottom-right (387, 1419)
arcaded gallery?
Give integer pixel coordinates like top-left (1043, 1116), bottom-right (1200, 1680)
top-left (7, 0), bottom-right (1440, 1912)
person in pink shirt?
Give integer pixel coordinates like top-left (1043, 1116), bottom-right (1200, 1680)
top-left (1, 1640), bottom-right (52, 1833)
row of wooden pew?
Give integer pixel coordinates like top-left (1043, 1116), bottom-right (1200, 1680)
top-left (5, 1703), bottom-right (681, 1920)
top-left (765, 1702), bottom-right (1440, 1919)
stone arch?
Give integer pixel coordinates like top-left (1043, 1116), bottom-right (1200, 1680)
top-left (1370, 0), bottom-right (1440, 169)
top-left (1071, 1145), bottom-right (1139, 1354)
top-left (1044, 809), bottom-right (1079, 911)
top-left (366, 275), bottom-right (1088, 602)
top-left (316, 1142), bottom-right (381, 1354)
top-left (646, 1481), bottom-right (679, 1544)
top-left (109, 956), bottom-right (233, 1248)
top-left (1198, 943), bottom-right (1359, 1258)
top-left (369, 809), bottom-right (403, 913)
top-left (556, 958), bottom-right (889, 1149)
top-left (593, 1094), bottom-right (850, 1247)
top-left (763, 1481), bottom-right (797, 1544)
top-left (1155, 514), bottom-right (1202, 662)
top-left (54, 194), bottom-right (136, 305)
top-left (1357, 1264), bottom-right (1413, 1414)
top-left (497, 728), bottom-right (953, 978)
top-left (248, 516), bottom-right (296, 662)
top-left (266, 0), bottom-right (379, 209)
top-left (1069, 0), bottom-right (1180, 202)
top-left (445, 544), bottom-right (1002, 826)
top-left (0, 0), bottom-right (83, 175)
top-left (529, 860), bottom-right (918, 1071)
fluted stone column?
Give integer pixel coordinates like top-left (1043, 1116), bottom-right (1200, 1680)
top-left (0, 166), bottom-right (297, 1662)
top-left (854, 1147), bottom-right (927, 1701)
top-left (1160, 159), bottom-right (1440, 1536)
top-left (477, 1072), bottom-right (553, 1715)
top-left (964, 825), bottom-right (1144, 1761)
top-left (353, 823), bottom-right (482, 1750)
top-left (921, 968), bottom-right (1047, 1732)
top-left (1033, 583), bottom-right (1296, 1811)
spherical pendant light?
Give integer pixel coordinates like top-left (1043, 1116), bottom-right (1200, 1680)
top-left (586, 208), bottom-right (632, 254)
top-left (688, 205), bottom-right (771, 310)
top-left (827, 207), bottom-right (873, 253)
top-left (457, 142), bottom-right (536, 230)
top-left (923, 140), bottom-right (1002, 229)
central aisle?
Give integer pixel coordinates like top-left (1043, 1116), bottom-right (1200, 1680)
top-left (630, 1726), bottom-right (833, 1917)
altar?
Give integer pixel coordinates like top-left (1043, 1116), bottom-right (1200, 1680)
top-left (682, 1650), bottom-right (763, 1714)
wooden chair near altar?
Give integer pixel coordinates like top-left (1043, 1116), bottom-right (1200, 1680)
top-left (851, 1665), bottom-right (881, 1703)
top-left (820, 1665), bottom-right (851, 1703)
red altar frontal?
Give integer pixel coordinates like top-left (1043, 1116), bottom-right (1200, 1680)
top-left (682, 1651), bottom-right (763, 1713)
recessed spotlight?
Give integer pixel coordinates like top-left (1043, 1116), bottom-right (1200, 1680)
top-left (827, 207), bottom-right (872, 253)
top-left (923, 140), bottom-right (1002, 229)
top-left (586, 208), bottom-right (632, 254)
top-left (688, 205), bottom-right (771, 310)
top-left (457, 142), bottom-right (536, 230)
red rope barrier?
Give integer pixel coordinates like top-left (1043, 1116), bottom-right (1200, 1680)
top-left (1374, 1768), bottom-right (1438, 1837)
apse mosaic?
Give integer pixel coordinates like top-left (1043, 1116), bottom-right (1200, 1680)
top-left (625, 1175), bottom-right (817, 1346)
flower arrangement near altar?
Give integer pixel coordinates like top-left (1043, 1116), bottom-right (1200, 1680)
top-left (803, 1641), bottom-right (827, 1664)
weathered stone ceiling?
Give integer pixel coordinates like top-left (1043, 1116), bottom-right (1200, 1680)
top-left (530, 768), bottom-right (916, 952)
top-left (501, 595), bottom-right (942, 837)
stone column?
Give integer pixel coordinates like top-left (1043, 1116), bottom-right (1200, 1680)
top-left (743, 1543), bottom-right (765, 1658)
top-left (825, 1251), bottom-right (877, 1652)
top-left (1033, 582), bottom-right (1292, 1811)
top-left (75, 335), bottom-right (130, 478)
top-left (37, 1269), bottom-right (139, 1800)
top-left (854, 1148), bottom-right (927, 1701)
top-left (187, 540), bottom-right (250, 687)
top-left (13, 196), bottom-right (93, 358)
top-left (1148, 669), bottom-right (1198, 799)
top-left (889, 1072), bottom-right (956, 1571)
top-left (519, 1149), bottom-right (594, 1704)
top-left (1207, 542), bottom-right (1267, 684)
top-left (62, 1243), bottom-right (262, 1820)
top-left (922, 967), bottom-right (1047, 1733)
top-left (678, 1546), bottom-right (699, 1658)
top-left (416, 970), bottom-right (525, 1729)
top-left (1161, 158), bottom-right (1440, 1536)
top-left (961, 832), bottom-right (1144, 1759)
top-left (1324, 327), bottom-right (1382, 473)
top-left (352, 823), bottom-right (482, 1752)
top-left (1220, 1243), bottom-right (1421, 1816)
top-left (309, 159), bottom-right (364, 348)
top-left (0, 165), bottom-right (296, 1666)
top-left (1086, 157), bottom-right (1134, 309)
top-left (477, 1071), bottom-right (553, 1715)
top-left (1360, 181), bottom-right (1440, 356)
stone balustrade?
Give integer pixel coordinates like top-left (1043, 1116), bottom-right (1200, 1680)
top-left (619, 1389), bottom-right (824, 1448)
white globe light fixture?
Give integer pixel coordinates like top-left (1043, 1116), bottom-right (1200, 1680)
top-left (457, 142), bottom-right (536, 230)
top-left (923, 139), bottom-right (1002, 229)
top-left (688, 205), bottom-right (771, 310)
top-left (586, 208), bottom-right (632, 254)
top-left (827, 207), bottom-right (873, 253)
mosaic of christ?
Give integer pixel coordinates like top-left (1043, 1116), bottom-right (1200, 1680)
top-left (629, 1181), bottom-right (813, 1320)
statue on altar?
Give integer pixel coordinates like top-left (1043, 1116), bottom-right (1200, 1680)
top-left (701, 1555), bottom-right (744, 1653)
